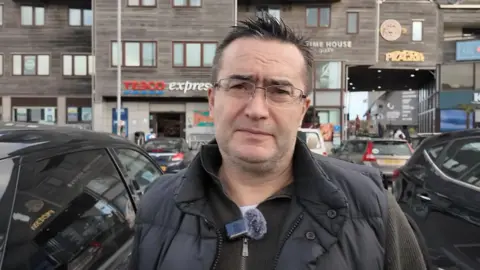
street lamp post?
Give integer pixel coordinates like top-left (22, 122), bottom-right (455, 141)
top-left (116, 0), bottom-right (122, 135)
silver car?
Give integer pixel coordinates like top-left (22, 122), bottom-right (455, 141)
top-left (330, 138), bottom-right (413, 187)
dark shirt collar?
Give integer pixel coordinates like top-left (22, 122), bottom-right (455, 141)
top-left (176, 138), bottom-right (346, 210)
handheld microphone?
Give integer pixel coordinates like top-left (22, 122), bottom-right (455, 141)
top-left (225, 208), bottom-right (268, 240)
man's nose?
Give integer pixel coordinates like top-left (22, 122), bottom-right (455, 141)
top-left (244, 88), bottom-right (269, 120)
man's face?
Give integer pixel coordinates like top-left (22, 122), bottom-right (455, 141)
top-left (208, 38), bottom-right (310, 167)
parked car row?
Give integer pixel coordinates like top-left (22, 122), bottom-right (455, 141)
top-left (329, 130), bottom-right (480, 270)
top-left (0, 122), bottom-right (164, 269)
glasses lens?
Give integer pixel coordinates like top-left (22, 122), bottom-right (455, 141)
top-left (266, 86), bottom-right (302, 106)
top-left (221, 79), bottom-right (255, 98)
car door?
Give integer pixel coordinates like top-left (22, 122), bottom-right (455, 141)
top-left (112, 148), bottom-right (163, 197)
top-left (403, 137), bottom-right (480, 269)
top-left (2, 149), bottom-right (136, 270)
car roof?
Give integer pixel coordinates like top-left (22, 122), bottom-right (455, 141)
top-left (420, 129), bottom-right (480, 146)
top-left (147, 137), bottom-right (183, 141)
top-left (0, 122), bottom-right (133, 159)
top-left (349, 137), bottom-right (407, 142)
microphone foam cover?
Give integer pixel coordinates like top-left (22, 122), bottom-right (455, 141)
top-left (244, 208), bottom-right (267, 240)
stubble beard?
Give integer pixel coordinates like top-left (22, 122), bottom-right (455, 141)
top-left (220, 141), bottom-right (292, 177)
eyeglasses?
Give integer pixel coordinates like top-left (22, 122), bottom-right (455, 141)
top-left (213, 78), bottom-right (307, 107)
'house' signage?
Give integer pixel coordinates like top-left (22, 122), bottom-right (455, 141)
top-left (307, 41), bottom-right (352, 54)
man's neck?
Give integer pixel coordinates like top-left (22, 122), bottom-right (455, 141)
top-left (217, 159), bottom-right (293, 207)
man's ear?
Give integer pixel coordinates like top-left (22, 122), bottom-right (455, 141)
top-left (208, 87), bottom-right (215, 118)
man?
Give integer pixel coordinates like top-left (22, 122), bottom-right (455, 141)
top-left (394, 126), bottom-right (406, 140)
top-left (131, 15), bottom-right (428, 270)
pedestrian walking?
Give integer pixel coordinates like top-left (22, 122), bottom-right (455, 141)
top-left (130, 14), bottom-right (429, 270)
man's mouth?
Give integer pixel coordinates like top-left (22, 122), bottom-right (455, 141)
top-left (236, 128), bottom-right (272, 136)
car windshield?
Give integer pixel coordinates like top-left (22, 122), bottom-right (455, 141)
top-left (144, 138), bottom-right (181, 151)
top-left (372, 141), bottom-right (412, 156)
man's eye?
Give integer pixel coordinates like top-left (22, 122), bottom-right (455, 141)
top-left (271, 88), bottom-right (291, 95)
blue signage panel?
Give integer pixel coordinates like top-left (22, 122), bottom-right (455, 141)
top-left (112, 108), bottom-right (129, 137)
top-left (333, 125), bottom-right (341, 133)
top-left (439, 90), bottom-right (474, 109)
top-left (456, 40), bottom-right (480, 61)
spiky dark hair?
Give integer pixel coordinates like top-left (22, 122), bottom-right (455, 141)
top-left (211, 13), bottom-right (313, 89)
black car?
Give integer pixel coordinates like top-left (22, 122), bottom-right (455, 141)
top-left (392, 129), bottom-right (480, 270)
top-left (0, 122), bottom-right (163, 270)
top-left (143, 137), bottom-right (195, 173)
top-left (410, 133), bottom-right (441, 149)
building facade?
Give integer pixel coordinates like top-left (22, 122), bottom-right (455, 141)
top-left (0, 0), bottom-right (93, 128)
top-left (0, 0), bottom-right (448, 139)
top-left (92, 0), bottom-right (235, 142)
top-left (418, 0), bottom-right (480, 132)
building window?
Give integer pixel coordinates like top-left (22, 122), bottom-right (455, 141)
top-left (63, 55), bottom-right (94, 76)
top-left (21, 6), bottom-right (45, 26)
top-left (67, 107), bottom-right (92, 122)
top-left (412, 21), bottom-right (423, 41)
top-left (111, 41), bottom-right (156, 67)
top-left (441, 63), bottom-right (474, 90)
top-left (346, 12), bottom-right (359, 34)
top-left (0, 5), bottom-right (3, 26)
top-left (314, 62), bottom-right (342, 89)
top-left (256, 7), bottom-right (280, 21)
top-left (127, 0), bottom-right (156, 7)
top-left (306, 7), bottom-right (330, 27)
top-left (172, 0), bottom-right (201, 7)
top-left (172, 42), bottom-right (217, 67)
top-left (69, 8), bottom-right (92, 26)
top-left (0, 54), bottom-right (3, 76)
top-left (13, 107), bottom-right (56, 123)
top-left (12, 54), bottom-right (50, 76)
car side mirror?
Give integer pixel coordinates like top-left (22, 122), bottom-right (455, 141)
top-left (306, 136), bottom-right (320, 149)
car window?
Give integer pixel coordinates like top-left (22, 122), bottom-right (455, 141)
top-left (440, 139), bottom-right (480, 180)
top-left (460, 165), bottom-right (480, 188)
top-left (3, 149), bottom-right (135, 270)
top-left (427, 143), bottom-right (447, 159)
top-left (349, 141), bottom-right (367, 153)
top-left (0, 158), bottom-right (18, 266)
top-left (144, 138), bottom-right (182, 151)
top-left (371, 141), bottom-right (412, 155)
top-left (114, 148), bottom-right (162, 190)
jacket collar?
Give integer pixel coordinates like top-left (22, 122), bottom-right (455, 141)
top-left (174, 138), bottom-right (348, 236)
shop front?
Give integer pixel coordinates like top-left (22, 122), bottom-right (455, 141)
top-left (100, 79), bottom-right (214, 146)
top-left (305, 40), bottom-right (354, 143)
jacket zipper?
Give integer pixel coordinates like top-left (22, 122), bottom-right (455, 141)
top-left (203, 218), bottom-right (223, 270)
top-left (271, 213), bottom-right (304, 270)
top-left (240, 238), bottom-right (249, 270)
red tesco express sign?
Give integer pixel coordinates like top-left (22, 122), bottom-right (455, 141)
top-left (123, 80), bottom-right (212, 93)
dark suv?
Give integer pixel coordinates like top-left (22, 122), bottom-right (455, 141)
top-left (0, 123), bottom-right (163, 269)
top-left (393, 129), bottom-right (480, 269)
